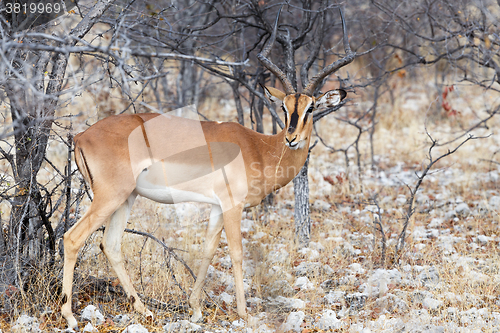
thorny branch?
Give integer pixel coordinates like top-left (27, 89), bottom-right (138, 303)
top-left (122, 227), bottom-right (226, 315)
top-left (371, 197), bottom-right (387, 266)
top-left (393, 130), bottom-right (488, 263)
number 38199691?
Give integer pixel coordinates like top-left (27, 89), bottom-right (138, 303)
top-left (5, 1), bottom-right (63, 14)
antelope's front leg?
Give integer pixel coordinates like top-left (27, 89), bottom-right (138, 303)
top-left (189, 205), bottom-right (224, 322)
top-left (222, 204), bottom-right (249, 320)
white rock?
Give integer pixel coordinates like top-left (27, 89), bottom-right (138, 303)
top-left (438, 235), bottom-right (463, 254)
top-left (423, 296), bottom-right (443, 310)
top-left (418, 267), bottom-right (440, 287)
top-left (396, 195), bottom-right (407, 206)
top-left (255, 323), bottom-right (274, 333)
top-left (113, 314), bottom-right (130, 326)
top-left (11, 315), bottom-right (40, 333)
top-left (123, 324), bottom-right (149, 333)
top-left (491, 311), bottom-right (500, 326)
top-left (313, 199), bottom-right (331, 210)
top-left (247, 297), bottom-right (263, 305)
top-left (82, 323), bottom-right (98, 333)
top-left (364, 205), bottom-right (379, 213)
top-left (163, 320), bottom-right (201, 332)
top-left (428, 217), bottom-right (443, 228)
top-left (455, 203), bottom-right (470, 217)
top-left (253, 231), bottom-right (267, 239)
top-left (297, 247), bottom-right (320, 260)
top-left (323, 264), bottom-right (334, 275)
top-left (282, 311), bottom-right (305, 332)
top-left (268, 279), bottom-right (294, 296)
top-left (360, 269), bottom-right (401, 297)
top-left (367, 315), bottom-right (405, 332)
top-left (316, 309), bottom-right (341, 330)
top-left (412, 226), bottom-right (428, 241)
top-left (268, 296), bottom-right (305, 309)
top-left (444, 210), bottom-right (456, 220)
top-left (416, 194), bottom-right (430, 205)
top-left (348, 263), bottom-right (366, 274)
top-left (268, 249), bottom-right (289, 264)
top-left (289, 298), bottom-right (306, 309)
top-left (80, 305), bottom-right (104, 325)
top-left (241, 219), bottom-right (255, 232)
top-left (349, 323), bottom-right (364, 332)
top-left (477, 235), bottom-right (491, 245)
top-left (231, 319), bottom-right (246, 327)
top-left (219, 291), bottom-right (235, 304)
top-left (324, 290), bottom-right (345, 305)
top-left (460, 307), bottom-right (479, 326)
top-left (294, 276), bottom-right (315, 290)
top-left (345, 293), bottom-right (367, 312)
top-left (375, 293), bottom-right (409, 313)
top-left (218, 255), bottom-right (232, 269)
top-left (489, 196), bottom-right (500, 209)
top-left (409, 308), bottom-right (431, 324)
top-left (469, 271), bottom-right (489, 285)
top-left (309, 241), bottom-right (325, 252)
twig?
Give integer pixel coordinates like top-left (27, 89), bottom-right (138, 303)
top-left (371, 197), bottom-right (386, 267)
top-left (122, 228), bottom-right (194, 278)
top-left (122, 227), bottom-right (226, 315)
top-left (393, 131), bottom-right (483, 264)
top-left (2, 41), bottom-right (250, 67)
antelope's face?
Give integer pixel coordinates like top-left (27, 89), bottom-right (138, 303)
top-left (282, 94), bottom-right (314, 149)
top-left (264, 86), bottom-right (347, 150)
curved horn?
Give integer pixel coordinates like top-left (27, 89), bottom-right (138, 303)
top-left (257, 6), bottom-right (296, 95)
top-left (303, 7), bottom-right (355, 96)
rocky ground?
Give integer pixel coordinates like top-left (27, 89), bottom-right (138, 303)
top-left (9, 141), bottom-right (500, 332)
top-left (4, 80), bottom-right (500, 332)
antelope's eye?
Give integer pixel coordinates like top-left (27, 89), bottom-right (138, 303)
top-left (307, 105), bottom-right (314, 113)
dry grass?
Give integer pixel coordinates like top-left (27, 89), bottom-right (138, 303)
top-left (2, 65), bottom-right (500, 331)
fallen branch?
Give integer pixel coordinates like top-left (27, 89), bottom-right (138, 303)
top-left (123, 228), bottom-right (194, 278)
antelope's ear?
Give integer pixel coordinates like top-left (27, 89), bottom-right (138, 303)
top-left (315, 89), bottom-right (347, 108)
top-left (263, 85), bottom-right (286, 103)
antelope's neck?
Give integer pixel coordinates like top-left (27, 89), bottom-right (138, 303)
top-left (253, 129), bottom-right (310, 194)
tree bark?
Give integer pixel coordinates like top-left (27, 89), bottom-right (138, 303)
top-left (293, 154), bottom-right (311, 248)
top-left (6, 0), bottom-right (116, 269)
top-left (177, 56), bottom-right (199, 106)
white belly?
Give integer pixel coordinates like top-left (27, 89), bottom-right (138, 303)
top-left (134, 163), bottom-right (220, 205)
top-left (132, 141), bottom-right (248, 212)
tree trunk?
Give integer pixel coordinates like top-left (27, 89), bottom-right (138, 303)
top-left (4, 0), bottom-right (115, 273)
top-left (231, 80), bottom-right (245, 126)
top-left (177, 57), bottom-right (199, 106)
top-left (293, 154), bottom-right (311, 248)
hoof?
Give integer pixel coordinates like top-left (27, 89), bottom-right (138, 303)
top-left (64, 316), bottom-right (79, 332)
top-left (246, 314), bottom-right (257, 327)
top-left (190, 309), bottom-right (203, 323)
top-left (144, 309), bottom-right (154, 323)
top-left (144, 309), bottom-right (154, 318)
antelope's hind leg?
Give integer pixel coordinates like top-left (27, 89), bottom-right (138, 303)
top-left (100, 194), bottom-right (153, 319)
top-left (189, 204), bottom-right (224, 322)
top-left (61, 198), bottom-right (125, 329)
